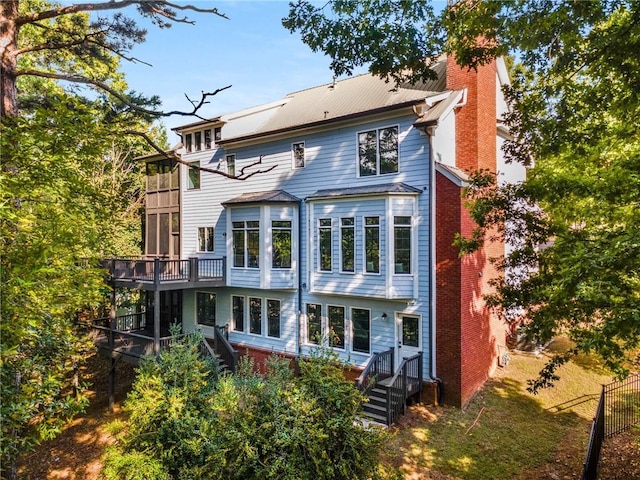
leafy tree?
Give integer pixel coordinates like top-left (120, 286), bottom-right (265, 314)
top-left (105, 341), bottom-right (392, 480)
top-left (285, 1), bottom-right (640, 386)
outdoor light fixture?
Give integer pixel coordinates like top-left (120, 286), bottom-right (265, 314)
top-left (381, 312), bottom-right (388, 320)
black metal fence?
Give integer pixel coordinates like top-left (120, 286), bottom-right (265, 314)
top-left (582, 373), bottom-right (640, 480)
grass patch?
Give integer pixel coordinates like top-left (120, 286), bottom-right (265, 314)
top-left (383, 338), bottom-right (616, 479)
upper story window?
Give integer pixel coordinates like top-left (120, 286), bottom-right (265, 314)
top-left (364, 216), bottom-right (380, 273)
top-left (204, 129), bottom-right (212, 149)
top-left (340, 217), bottom-right (355, 272)
top-left (185, 133), bottom-right (193, 153)
top-left (232, 220), bottom-right (259, 268)
top-left (394, 216), bottom-right (411, 274)
top-left (194, 131), bottom-right (202, 152)
top-left (214, 127), bottom-right (222, 141)
top-left (187, 161), bottom-right (200, 190)
top-left (318, 218), bottom-right (332, 272)
top-left (272, 220), bottom-right (292, 269)
top-left (184, 127), bottom-right (220, 152)
top-left (198, 226), bottom-right (214, 252)
top-left (357, 126), bottom-right (399, 176)
top-left (226, 154), bottom-right (236, 176)
top-left (292, 141), bottom-right (305, 169)
top-left (146, 159), bottom-right (178, 192)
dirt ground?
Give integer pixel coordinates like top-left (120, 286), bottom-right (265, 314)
top-left (16, 354), bottom-right (639, 480)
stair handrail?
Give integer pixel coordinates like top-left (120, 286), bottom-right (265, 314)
top-left (355, 347), bottom-right (394, 396)
top-left (385, 352), bottom-right (422, 425)
top-left (213, 326), bottom-right (238, 373)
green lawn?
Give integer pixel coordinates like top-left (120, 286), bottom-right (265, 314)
top-left (383, 338), bottom-right (615, 480)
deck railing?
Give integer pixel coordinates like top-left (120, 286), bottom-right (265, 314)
top-left (356, 347), bottom-right (394, 396)
top-left (105, 257), bottom-right (225, 284)
top-left (385, 352), bottom-right (423, 425)
top-left (213, 326), bottom-right (238, 373)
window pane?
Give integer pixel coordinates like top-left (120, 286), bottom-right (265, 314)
top-left (146, 162), bottom-right (157, 192)
top-left (170, 162), bottom-right (179, 190)
top-left (352, 308), bottom-right (370, 353)
top-left (171, 213), bottom-right (180, 234)
top-left (365, 216), bottom-right (379, 273)
top-left (227, 154), bottom-right (235, 176)
top-left (341, 217), bottom-right (354, 272)
top-left (147, 214), bottom-right (157, 255)
top-left (402, 316), bottom-right (419, 347)
top-left (232, 229), bottom-right (245, 267)
top-left (204, 129), bottom-right (212, 149)
top-left (292, 142), bottom-right (305, 168)
top-left (358, 130), bottom-right (377, 176)
top-left (247, 228), bottom-right (259, 268)
top-left (232, 296), bottom-right (244, 332)
top-left (188, 162), bottom-right (200, 189)
top-left (206, 227), bottom-right (214, 252)
top-left (328, 306), bottom-right (345, 348)
top-left (185, 133), bottom-right (192, 152)
top-left (198, 227), bottom-right (206, 252)
top-left (195, 131), bottom-right (202, 151)
top-left (159, 213), bottom-right (170, 255)
top-left (306, 303), bottom-right (321, 344)
top-left (196, 292), bottom-right (216, 326)
top-left (394, 216), bottom-right (411, 274)
top-left (249, 297), bottom-right (262, 335)
top-left (379, 126), bottom-right (398, 174)
top-left (214, 127), bottom-right (222, 141)
top-left (267, 299), bottom-right (280, 338)
top-left (158, 161), bottom-right (169, 190)
top-left (272, 222), bottom-right (292, 269)
top-left (319, 219), bottom-right (332, 271)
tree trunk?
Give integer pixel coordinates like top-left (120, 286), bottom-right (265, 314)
top-left (0, 0), bottom-right (19, 118)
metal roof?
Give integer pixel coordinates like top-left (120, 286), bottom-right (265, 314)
top-left (306, 183), bottom-right (422, 200)
top-left (222, 190), bottom-right (301, 206)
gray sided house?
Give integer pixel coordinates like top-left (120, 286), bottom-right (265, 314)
top-left (98, 55), bottom-right (525, 411)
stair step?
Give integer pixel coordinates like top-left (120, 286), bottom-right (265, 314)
top-left (363, 402), bottom-right (387, 414)
top-left (360, 410), bottom-right (388, 425)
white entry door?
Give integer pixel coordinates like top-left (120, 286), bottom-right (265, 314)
top-left (396, 313), bottom-right (422, 366)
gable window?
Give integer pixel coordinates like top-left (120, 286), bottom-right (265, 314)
top-left (292, 141), bottom-right (305, 169)
top-left (214, 126), bottom-right (222, 142)
top-left (272, 220), bottom-right (292, 268)
top-left (357, 126), bottom-right (398, 176)
top-left (364, 216), bottom-right (380, 273)
top-left (232, 221), bottom-right (260, 268)
top-left (185, 133), bottom-right (193, 153)
top-left (204, 129), bottom-right (212, 149)
top-left (188, 161), bottom-right (200, 190)
top-left (340, 217), bottom-right (355, 272)
top-left (394, 216), bottom-right (411, 274)
top-left (232, 295), bottom-right (244, 332)
top-left (267, 299), bottom-right (281, 338)
top-left (194, 131), bottom-right (202, 151)
top-left (351, 308), bottom-right (370, 354)
top-left (328, 305), bottom-right (345, 349)
top-left (198, 227), bottom-right (214, 252)
top-left (318, 218), bottom-right (332, 272)
top-left (306, 303), bottom-right (322, 344)
top-left (196, 292), bottom-right (216, 326)
top-left (226, 154), bottom-right (236, 176)
top-left (249, 297), bottom-right (262, 335)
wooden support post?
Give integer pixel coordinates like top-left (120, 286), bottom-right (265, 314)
top-left (109, 357), bottom-right (116, 412)
top-left (154, 288), bottom-right (160, 354)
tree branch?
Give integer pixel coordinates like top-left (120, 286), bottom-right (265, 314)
top-left (16, 69), bottom-right (231, 118)
top-left (16, 1), bottom-right (227, 27)
top-left (122, 130), bottom-right (278, 181)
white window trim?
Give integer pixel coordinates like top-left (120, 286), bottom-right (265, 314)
top-left (339, 217), bottom-right (356, 274)
top-left (327, 304), bottom-right (347, 351)
top-left (317, 218), bottom-right (333, 273)
top-left (266, 297), bottom-right (282, 339)
top-left (355, 124), bottom-right (400, 178)
top-left (392, 215), bottom-right (413, 275)
top-left (196, 226), bottom-right (215, 253)
top-left (231, 295), bottom-right (245, 333)
top-left (291, 141), bottom-right (305, 169)
top-left (226, 153), bottom-right (236, 176)
top-left (350, 307), bottom-right (371, 355)
top-left (271, 219), bottom-right (293, 270)
top-left (305, 303), bottom-right (323, 346)
top-left (362, 215), bottom-right (381, 276)
top-left (231, 220), bottom-right (260, 270)
top-left (248, 296), bottom-right (263, 338)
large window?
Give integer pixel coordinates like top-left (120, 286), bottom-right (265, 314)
top-left (340, 217), bottom-right (355, 272)
top-left (306, 303), bottom-right (322, 345)
top-left (364, 216), bottom-right (380, 273)
top-left (267, 299), bottom-right (281, 338)
top-left (232, 295), bottom-right (244, 332)
top-left (249, 297), bottom-right (262, 335)
top-left (188, 161), bottom-right (200, 190)
top-left (226, 154), bottom-right (236, 176)
top-left (318, 218), bottom-right (332, 271)
top-left (292, 141), bottom-right (305, 168)
top-left (196, 292), bottom-right (216, 326)
top-left (351, 308), bottom-right (370, 354)
top-left (328, 305), bottom-right (345, 349)
top-left (198, 227), bottom-right (214, 252)
top-left (272, 220), bottom-right (292, 268)
top-left (357, 126), bottom-right (398, 176)
top-left (394, 216), bottom-right (411, 274)
top-left (232, 221), bottom-right (260, 268)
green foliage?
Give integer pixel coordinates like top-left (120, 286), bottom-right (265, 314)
top-left (105, 343), bottom-right (391, 480)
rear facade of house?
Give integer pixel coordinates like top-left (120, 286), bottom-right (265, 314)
top-left (112, 55), bottom-right (524, 407)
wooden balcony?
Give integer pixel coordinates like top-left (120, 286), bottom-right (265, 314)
top-left (104, 257), bottom-right (226, 290)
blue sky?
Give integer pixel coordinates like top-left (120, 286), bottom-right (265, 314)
top-left (119, 1), bottom-right (353, 138)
